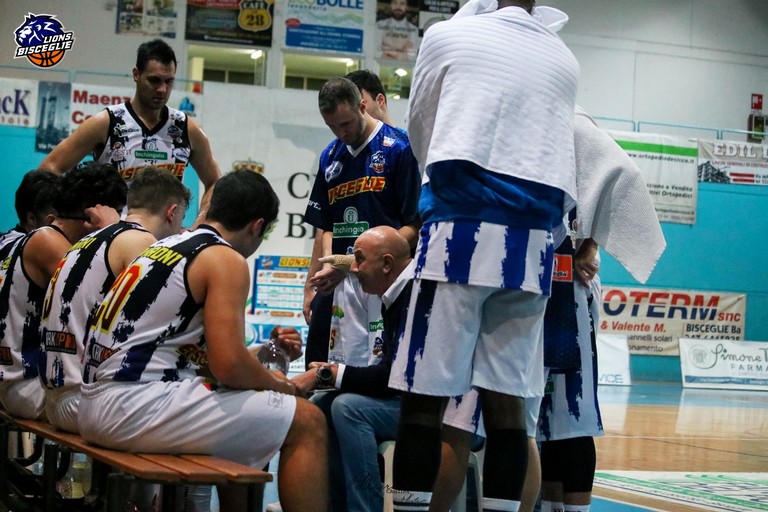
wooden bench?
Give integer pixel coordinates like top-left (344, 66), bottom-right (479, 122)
top-left (0, 411), bottom-right (272, 512)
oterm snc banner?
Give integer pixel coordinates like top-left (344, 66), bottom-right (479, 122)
top-left (601, 286), bottom-right (746, 355)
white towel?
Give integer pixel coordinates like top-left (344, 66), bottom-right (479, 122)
top-left (453, 0), bottom-right (570, 34)
top-left (573, 107), bottom-right (667, 284)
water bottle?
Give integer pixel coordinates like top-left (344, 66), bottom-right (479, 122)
top-left (257, 338), bottom-right (289, 374)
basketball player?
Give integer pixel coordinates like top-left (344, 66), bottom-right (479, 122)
top-left (39, 166), bottom-right (190, 433)
top-left (39, 39), bottom-right (220, 227)
top-left (78, 170), bottom-right (328, 512)
top-left (0, 162), bottom-right (126, 419)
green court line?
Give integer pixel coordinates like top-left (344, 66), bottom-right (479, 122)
top-left (595, 473), bottom-right (768, 511)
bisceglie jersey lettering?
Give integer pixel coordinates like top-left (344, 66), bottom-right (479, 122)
top-left (119, 163), bottom-right (185, 182)
top-left (138, 246), bottom-right (185, 266)
top-left (328, 176), bottom-right (386, 205)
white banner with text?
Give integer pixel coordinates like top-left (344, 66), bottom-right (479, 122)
top-left (679, 338), bottom-right (768, 390)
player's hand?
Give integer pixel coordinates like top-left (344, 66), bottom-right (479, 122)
top-left (270, 325), bottom-right (303, 361)
top-left (84, 204), bottom-right (120, 230)
top-left (308, 266), bottom-right (345, 295)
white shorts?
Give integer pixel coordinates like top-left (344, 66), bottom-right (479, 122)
top-left (329, 274), bottom-right (384, 366)
top-left (79, 377), bottom-right (296, 469)
top-left (388, 279), bottom-right (547, 397)
top-left (45, 387), bottom-right (80, 434)
top-left (443, 389), bottom-right (485, 437)
top-left (0, 378), bottom-right (45, 420)
top-left (442, 389), bottom-right (542, 438)
top-left (537, 280), bottom-right (604, 441)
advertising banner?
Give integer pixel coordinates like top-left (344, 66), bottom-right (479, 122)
top-left (285, 0), bottom-right (364, 54)
top-left (0, 78), bottom-right (38, 128)
top-left (607, 130), bottom-right (698, 225)
top-left (601, 286), bottom-right (746, 355)
top-left (186, 0), bottom-right (274, 47)
top-left (698, 140), bottom-right (768, 186)
top-left (596, 333), bottom-right (632, 386)
top-left (69, 84), bottom-right (203, 134)
top-left (680, 338), bottom-right (768, 390)
top-left (247, 255), bottom-right (310, 375)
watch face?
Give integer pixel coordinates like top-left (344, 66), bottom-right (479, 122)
top-left (319, 366), bottom-right (333, 381)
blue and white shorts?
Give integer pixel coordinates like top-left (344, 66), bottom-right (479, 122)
top-left (388, 220), bottom-right (552, 398)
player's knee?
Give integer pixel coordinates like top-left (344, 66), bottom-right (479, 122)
top-left (399, 393), bottom-right (446, 427)
top-left (288, 398), bottom-right (328, 446)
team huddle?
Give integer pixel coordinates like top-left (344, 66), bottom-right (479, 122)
top-left (0, 2), bottom-right (666, 511)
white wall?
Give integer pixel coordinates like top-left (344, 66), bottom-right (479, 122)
top-left (2, 0), bottom-right (767, 131)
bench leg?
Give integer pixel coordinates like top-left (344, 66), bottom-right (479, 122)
top-left (246, 482), bottom-right (265, 512)
top-left (107, 473), bottom-right (131, 512)
top-left (161, 483), bottom-right (178, 512)
top-left (42, 442), bottom-right (60, 512)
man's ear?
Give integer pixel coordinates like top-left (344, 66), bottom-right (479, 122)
top-left (132, 67), bottom-right (140, 82)
top-left (375, 92), bottom-right (388, 109)
top-left (165, 203), bottom-right (178, 222)
top-left (381, 253), bottom-right (395, 272)
top-left (250, 218), bottom-right (265, 236)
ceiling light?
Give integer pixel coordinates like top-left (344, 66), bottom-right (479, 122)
top-left (250, 50), bottom-right (264, 60)
top-left (345, 59), bottom-right (354, 67)
top-left (394, 68), bottom-right (407, 77)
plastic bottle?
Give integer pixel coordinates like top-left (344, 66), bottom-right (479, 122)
top-left (257, 338), bottom-right (289, 374)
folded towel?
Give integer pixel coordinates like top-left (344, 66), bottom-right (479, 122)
top-left (573, 107), bottom-right (667, 284)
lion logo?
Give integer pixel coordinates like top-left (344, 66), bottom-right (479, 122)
top-left (14, 13), bottom-right (75, 68)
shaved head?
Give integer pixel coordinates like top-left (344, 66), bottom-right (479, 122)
top-left (352, 226), bottom-right (412, 296)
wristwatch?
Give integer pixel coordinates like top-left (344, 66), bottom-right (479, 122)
top-left (316, 366), bottom-right (334, 388)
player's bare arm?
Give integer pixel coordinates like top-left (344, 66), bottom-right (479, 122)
top-left (39, 111), bottom-right (111, 174)
top-left (189, 246), bottom-right (295, 395)
top-left (187, 118), bottom-right (222, 228)
top-left (23, 230), bottom-right (72, 288)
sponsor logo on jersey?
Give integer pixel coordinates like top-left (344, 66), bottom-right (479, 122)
top-left (325, 161), bottom-right (343, 182)
top-left (383, 136), bottom-right (395, 147)
top-left (552, 254), bottom-right (573, 282)
top-left (372, 335), bottom-right (384, 356)
top-left (114, 125), bottom-right (140, 136)
top-left (135, 150), bottom-right (168, 160)
top-left (88, 342), bottom-right (118, 364)
top-left (177, 344), bottom-right (208, 368)
top-left (370, 151), bottom-right (386, 173)
top-left (167, 125), bottom-right (183, 141)
top-left (327, 176), bottom-right (386, 204)
top-left (43, 329), bottom-right (77, 354)
top-left (333, 221), bottom-right (369, 238)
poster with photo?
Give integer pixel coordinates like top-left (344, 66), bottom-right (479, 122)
top-left (35, 82), bottom-right (71, 154)
top-left (418, 0), bottom-right (458, 37)
top-left (375, 0), bottom-right (420, 61)
top-left (117, 0), bottom-right (178, 38)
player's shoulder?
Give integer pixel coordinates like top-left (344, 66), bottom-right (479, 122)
top-left (377, 124), bottom-right (412, 152)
